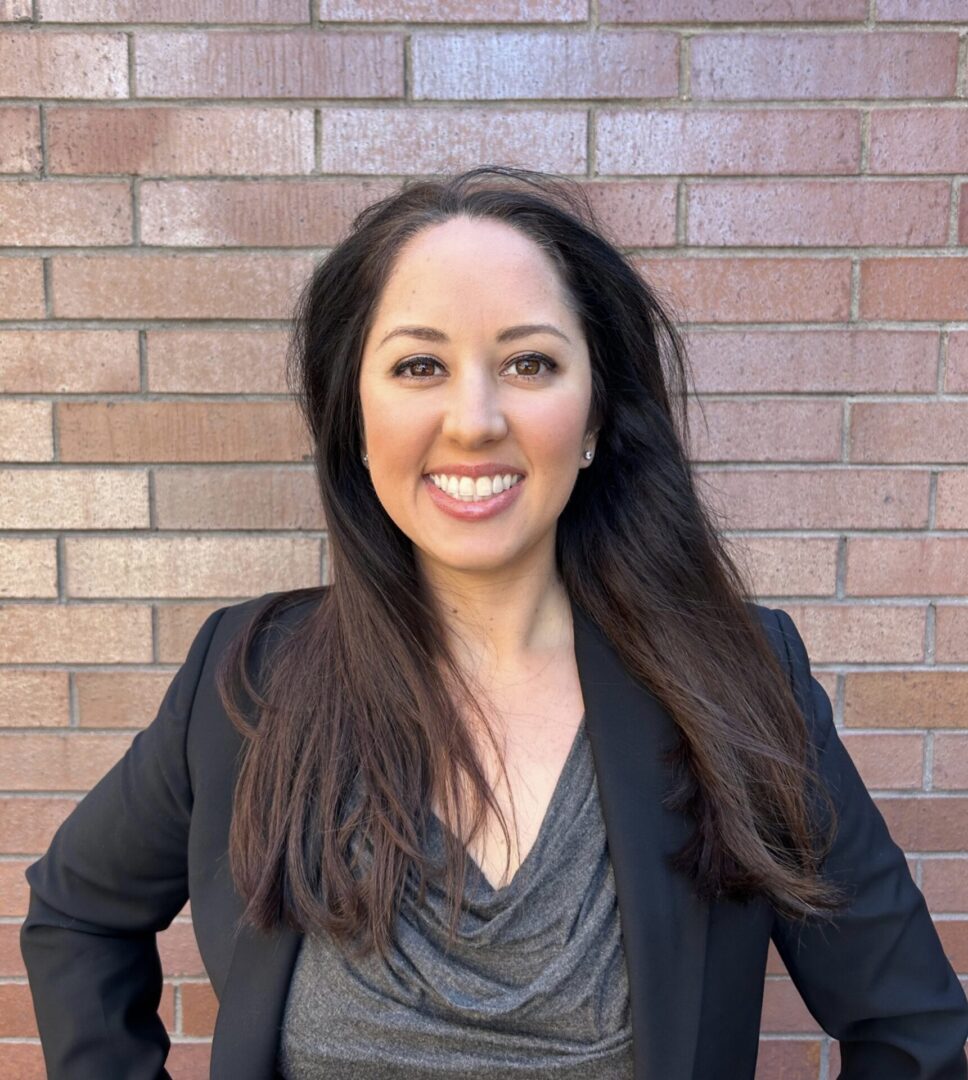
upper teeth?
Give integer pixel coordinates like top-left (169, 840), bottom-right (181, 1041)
top-left (430, 473), bottom-right (522, 501)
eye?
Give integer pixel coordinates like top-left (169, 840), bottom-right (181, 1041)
top-left (506, 353), bottom-right (557, 380)
top-left (391, 352), bottom-right (558, 381)
top-left (392, 356), bottom-right (444, 379)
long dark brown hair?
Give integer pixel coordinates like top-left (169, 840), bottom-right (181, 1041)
top-left (216, 165), bottom-right (845, 962)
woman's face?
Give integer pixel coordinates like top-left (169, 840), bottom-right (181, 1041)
top-left (358, 215), bottom-right (596, 581)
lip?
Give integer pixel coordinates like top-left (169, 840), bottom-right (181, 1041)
top-left (422, 474), bottom-right (524, 521)
top-left (423, 462), bottom-right (526, 480)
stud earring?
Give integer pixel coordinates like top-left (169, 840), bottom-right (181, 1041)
top-left (362, 452), bottom-right (369, 467)
top-left (583, 449), bottom-right (593, 461)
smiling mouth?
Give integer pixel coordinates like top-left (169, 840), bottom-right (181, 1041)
top-left (424, 472), bottom-right (524, 502)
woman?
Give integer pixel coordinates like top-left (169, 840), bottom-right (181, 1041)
top-left (21, 167), bottom-right (968, 1079)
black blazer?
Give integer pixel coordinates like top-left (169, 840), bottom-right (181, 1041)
top-left (20, 590), bottom-right (968, 1079)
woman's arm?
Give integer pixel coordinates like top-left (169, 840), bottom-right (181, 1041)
top-left (770, 607), bottom-right (968, 1079)
top-left (20, 606), bottom-right (226, 1080)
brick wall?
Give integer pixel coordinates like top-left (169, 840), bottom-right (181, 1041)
top-left (0, 2), bottom-right (966, 1077)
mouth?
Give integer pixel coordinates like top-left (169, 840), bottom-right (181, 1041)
top-left (421, 473), bottom-right (525, 521)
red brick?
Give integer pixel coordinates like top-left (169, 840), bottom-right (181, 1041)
top-left (0, 30), bottom-right (127, 98)
top-left (733, 537), bottom-right (837, 598)
top-left (0, 106), bottom-right (40, 171)
top-left (0, 258), bottom-right (43, 318)
top-left (0, 797), bottom-right (78, 853)
top-left (684, 328), bottom-right (937, 394)
top-left (0, 468), bottom-right (149, 528)
top-left (65, 535), bottom-right (321, 598)
top-left (753, 1038), bottom-right (822, 1080)
top-left (0, 604), bottom-right (152, 663)
top-left (47, 106), bottom-right (314, 177)
top-left (320, 108), bottom-right (586, 174)
top-left (0, 671), bottom-right (69, 728)
top-left (597, 108), bottom-right (859, 176)
top-left (691, 32), bottom-right (957, 100)
top-left (687, 180), bottom-right (949, 247)
top-left (51, 253), bottom-right (315, 319)
top-left (698, 468), bottom-right (929, 530)
top-left (146, 329), bottom-right (288, 393)
top-left (181, 981), bottom-right (218, 1036)
top-left (777, 602), bottom-right (925, 664)
top-left (937, 472), bottom-right (968, 529)
top-left (40, 0), bottom-right (307, 20)
top-left (936, 605), bottom-right (968, 661)
top-left (578, 180), bottom-right (677, 247)
top-left (0, 330), bottom-right (139, 393)
top-left (75, 671), bottom-right (174, 729)
top-left (139, 178), bottom-right (397, 247)
top-left (135, 30), bottom-right (403, 98)
top-left (935, 918), bottom-right (968, 972)
top-left (851, 402), bottom-right (968, 463)
top-left (0, 732), bottom-right (133, 791)
top-left (57, 401), bottom-right (309, 463)
top-left (687, 398), bottom-right (842, 462)
top-left (158, 920), bottom-right (205, 976)
top-left (153, 466), bottom-right (324, 529)
top-left (637, 256), bottom-right (851, 323)
top-left (0, 859), bottom-right (31, 917)
top-left (959, 183), bottom-right (967, 246)
top-left (839, 732), bottom-right (923, 790)
top-left (0, 180), bottom-right (131, 246)
top-left (870, 108), bottom-right (968, 173)
top-left (0, 402), bottom-right (53, 462)
top-left (761, 977), bottom-right (823, 1033)
top-left (878, 1), bottom-right (968, 22)
top-left (0, 539), bottom-right (57, 598)
top-left (875, 796), bottom-right (968, 852)
top-left (155, 601), bottom-right (223, 662)
top-left (0, 0), bottom-right (31, 19)
top-left (861, 258), bottom-right (968, 321)
top-left (0, 983), bottom-right (38, 1037)
top-left (0, 1044), bottom-right (43, 1079)
top-left (847, 537), bottom-right (968, 596)
top-left (320, 0), bottom-right (586, 18)
top-left (934, 736), bottom-right (968, 791)
top-left (921, 857), bottom-right (968, 911)
top-left (946, 332), bottom-right (968, 394)
top-left (602, 0), bottom-right (864, 19)
top-left (412, 30), bottom-right (677, 100)
top-left (845, 671), bottom-right (968, 730)
top-left (165, 1042), bottom-right (211, 1078)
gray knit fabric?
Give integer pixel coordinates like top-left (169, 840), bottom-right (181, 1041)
top-left (278, 713), bottom-right (634, 1078)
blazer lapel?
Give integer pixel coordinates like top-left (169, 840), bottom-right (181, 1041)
top-left (210, 599), bottom-right (709, 1079)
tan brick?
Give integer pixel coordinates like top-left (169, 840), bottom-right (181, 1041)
top-left (839, 732), bottom-right (923, 790)
top-left (0, 539), bottom-right (57, 598)
top-left (139, 177), bottom-right (397, 247)
top-left (684, 328), bottom-right (937, 394)
top-left (320, 0), bottom-right (586, 18)
top-left (0, 671), bottom-right (69, 728)
top-left (698, 467), bottom-right (929, 531)
top-left (0, 796), bottom-right (78, 852)
top-left (135, 30), bottom-right (403, 98)
top-left (0, 330), bottom-right (139, 393)
top-left (0, 0), bottom-right (31, 19)
top-left (578, 180), bottom-right (676, 247)
top-left (778, 603), bottom-right (926, 664)
top-left (861, 258), bottom-right (968, 321)
top-left (0, 30), bottom-right (127, 98)
top-left (0, 258), bottom-right (44, 318)
top-left (934, 736), bottom-right (968, 790)
top-left (847, 538), bottom-right (968, 596)
top-left (181, 980), bottom-right (218, 1037)
top-left (946, 332), bottom-right (968, 394)
top-left (0, 1044), bottom-right (43, 1078)
top-left (319, 108), bottom-right (586, 174)
top-left (875, 796), bottom-right (968, 852)
top-left (936, 605), bottom-right (968, 662)
top-left (726, 536), bottom-right (837, 599)
top-left (691, 31), bottom-right (957, 100)
top-left (0, 469), bottom-right (149, 528)
top-left (0, 180), bottom-right (131, 246)
top-left (597, 108), bottom-right (860, 176)
top-left (0, 106), bottom-right (41, 171)
top-left (412, 30), bottom-right (677, 100)
top-left (761, 978), bottom-right (823, 1033)
top-left (851, 402), bottom-right (968, 464)
top-left (0, 859), bottom-right (31, 917)
top-left (870, 108), bottom-right (968, 174)
top-left (686, 180), bottom-right (949, 247)
top-left (66, 535), bottom-right (320, 598)
top-left (155, 601), bottom-right (223, 662)
top-left (0, 604), bottom-right (152, 663)
top-left (57, 401), bottom-right (309, 463)
top-left (153, 466), bottom-right (324, 529)
top-left (75, 670), bottom-right (174, 728)
top-left (921, 857), bottom-right (968, 911)
top-left (877, 0), bottom-right (967, 17)
top-left (146, 330), bottom-right (288, 393)
top-left (687, 398), bottom-right (842, 463)
top-left (637, 256), bottom-right (851, 323)
top-left (0, 402), bottom-right (52, 462)
top-left (753, 1039), bottom-right (822, 1080)
top-left (39, 0), bottom-right (307, 19)
top-left (47, 106), bottom-right (314, 177)
top-left (51, 253), bottom-right (314, 320)
top-left (0, 732), bottom-right (133, 790)
top-left (845, 671), bottom-right (968, 729)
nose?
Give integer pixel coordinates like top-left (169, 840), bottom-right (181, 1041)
top-left (439, 365), bottom-right (509, 446)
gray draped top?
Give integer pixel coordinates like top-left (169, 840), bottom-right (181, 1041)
top-left (278, 713), bottom-right (634, 1078)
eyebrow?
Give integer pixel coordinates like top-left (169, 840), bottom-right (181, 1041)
top-left (376, 323), bottom-right (572, 349)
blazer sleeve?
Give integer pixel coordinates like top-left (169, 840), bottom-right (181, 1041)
top-left (20, 605), bottom-right (227, 1080)
top-left (769, 607), bottom-right (968, 1079)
